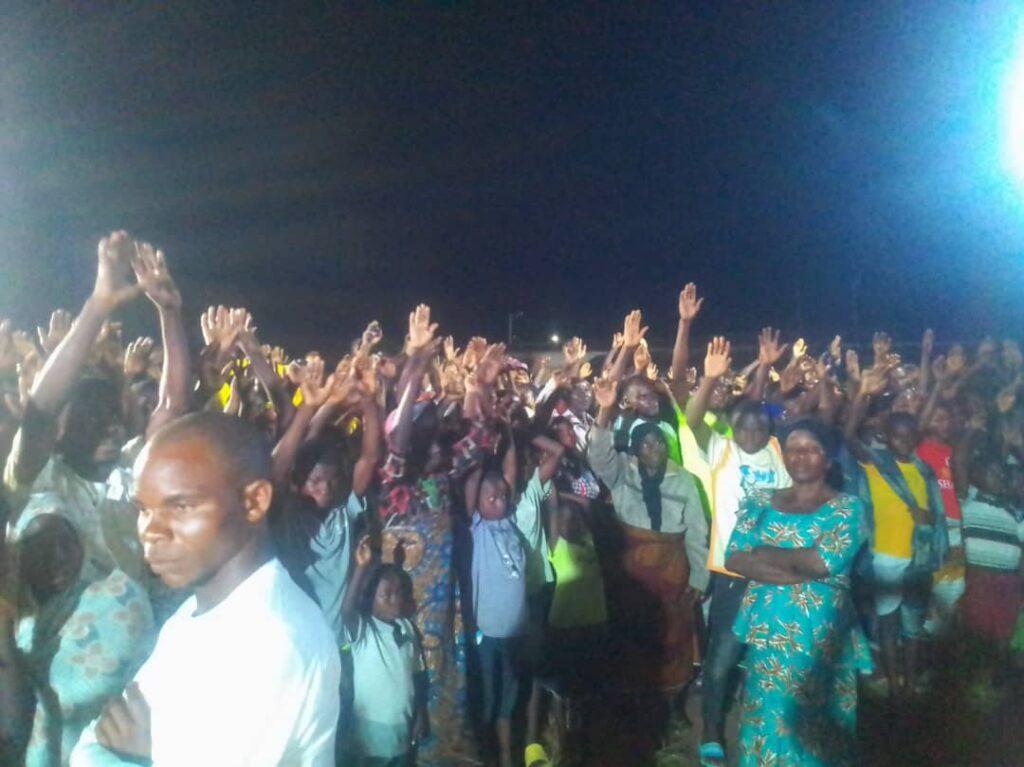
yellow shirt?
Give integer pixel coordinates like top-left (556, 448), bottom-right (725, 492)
top-left (864, 461), bottom-right (927, 559)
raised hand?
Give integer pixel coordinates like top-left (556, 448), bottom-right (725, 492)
top-left (646, 362), bottom-right (660, 381)
top-left (611, 332), bottom-right (625, 351)
top-left (355, 535), bottom-right (373, 569)
top-left (37, 309), bottom-right (73, 356)
top-left (361, 320), bottom-right (383, 353)
top-left (622, 310), bottom-right (649, 348)
top-left (921, 328), bottom-right (935, 359)
top-left (124, 337), bottom-right (155, 379)
top-left (299, 356), bottom-right (335, 409)
top-left (443, 335), bottom-right (459, 362)
top-left (859, 365), bottom-right (889, 396)
top-left (872, 331), bottom-right (892, 367)
top-left (945, 344), bottom-right (966, 375)
top-left (593, 377), bottom-right (618, 410)
top-left (845, 349), bottom-right (861, 382)
top-left (476, 343), bottom-right (507, 386)
top-left (633, 338), bottom-right (652, 374)
top-left (758, 327), bottom-right (786, 367)
top-left (0, 321), bottom-right (17, 372)
top-left (829, 335), bottom-right (842, 361)
top-left (703, 336), bottom-right (732, 379)
top-left (563, 336), bottom-right (587, 365)
top-left (407, 304), bottom-right (439, 353)
top-left (131, 241), bottom-right (181, 310)
top-left (463, 337), bottom-right (488, 371)
top-left (1003, 339), bottom-right (1023, 372)
top-left (93, 231), bottom-right (143, 311)
top-left (791, 338), bottom-right (807, 361)
top-left (678, 282), bottom-right (704, 321)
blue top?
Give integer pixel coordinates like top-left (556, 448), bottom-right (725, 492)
top-left (471, 513), bottom-right (528, 638)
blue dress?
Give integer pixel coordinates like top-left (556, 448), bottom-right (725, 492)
top-left (727, 489), bottom-right (872, 767)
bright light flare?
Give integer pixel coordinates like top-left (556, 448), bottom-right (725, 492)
top-left (550, 334), bottom-right (560, 344)
top-left (1005, 23), bottom-right (1024, 183)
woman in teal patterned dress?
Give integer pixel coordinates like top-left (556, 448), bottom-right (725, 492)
top-left (725, 419), bottom-right (871, 767)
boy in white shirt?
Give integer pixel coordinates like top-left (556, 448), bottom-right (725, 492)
top-left (71, 412), bottom-right (341, 767)
top-left (685, 338), bottom-right (791, 766)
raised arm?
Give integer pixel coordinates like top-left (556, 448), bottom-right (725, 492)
top-left (586, 377), bottom-right (625, 488)
top-left (607, 310), bottom-right (648, 383)
top-left (685, 337), bottom-right (732, 451)
top-left (919, 329), bottom-right (934, 394)
top-left (270, 358), bottom-right (335, 485)
top-left (8, 233), bottom-right (141, 488)
top-left (132, 242), bottom-right (189, 440)
top-left (530, 433), bottom-right (566, 484)
top-left (669, 283), bottom-right (703, 402)
top-left (843, 367), bottom-right (890, 464)
top-left (748, 327), bottom-right (786, 403)
top-left (342, 536), bottom-right (373, 636)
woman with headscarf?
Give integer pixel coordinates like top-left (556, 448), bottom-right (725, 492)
top-left (587, 378), bottom-right (709, 694)
top-left (725, 418), bottom-right (872, 767)
top-left (0, 501), bottom-right (153, 767)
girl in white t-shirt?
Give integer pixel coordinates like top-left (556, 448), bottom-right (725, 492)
top-left (343, 537), bottom-right (427, 766)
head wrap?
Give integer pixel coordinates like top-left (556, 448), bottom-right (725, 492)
top-left (628, 420), bottom-right (667, 532)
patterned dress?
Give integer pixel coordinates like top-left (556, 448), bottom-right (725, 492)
top-left (17, 569), bottom-right (154, 767)
top-left (726, 490), bottom-right (872, 767)
top-left (377, 421), bottom-right (496, 766)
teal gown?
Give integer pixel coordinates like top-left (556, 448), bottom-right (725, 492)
top-left (726, 489), bottom-right (872, 767)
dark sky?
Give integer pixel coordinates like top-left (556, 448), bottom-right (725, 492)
top-left (2, 2), bottom-right (1023, 355)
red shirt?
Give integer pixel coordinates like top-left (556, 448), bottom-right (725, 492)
top-left (917, 438), bottom-right (961, 521)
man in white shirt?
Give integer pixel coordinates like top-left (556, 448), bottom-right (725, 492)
top-left (71, 412), bottom-right (341, 767)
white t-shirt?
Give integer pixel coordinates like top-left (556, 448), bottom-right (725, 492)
top-left (706, 432), bottom-right (791, 572)
top-left (347, 616), bottom-right (423, 758)
top-left (70, 559), bottom-right (341, 767)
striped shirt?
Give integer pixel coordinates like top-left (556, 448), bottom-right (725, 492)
top-left (961, 489), bottom-right (1024, 572)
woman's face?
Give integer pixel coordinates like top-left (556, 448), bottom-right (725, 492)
top-left (782, 430), bottom-right (828, 483)
top-left (19, 516), bottom-right (84, 604)
top-left (300, 461), bottom-right (342, 510)
top-left (636, 432), bottom-right (668, 474)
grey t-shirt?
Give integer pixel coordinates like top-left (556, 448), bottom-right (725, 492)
top-left (471, 513), bottom-right (528, 639)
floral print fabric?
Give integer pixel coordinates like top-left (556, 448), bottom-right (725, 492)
top-left (726, 490), bottom-right (872, 767)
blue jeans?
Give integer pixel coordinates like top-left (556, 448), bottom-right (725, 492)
top-left (700, 575), bottom-right (747, 744)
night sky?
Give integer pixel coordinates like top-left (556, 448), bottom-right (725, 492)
top-left (2, 2), bottom-right (1023, 356)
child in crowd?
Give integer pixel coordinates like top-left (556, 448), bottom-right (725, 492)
top-left (846, 372), bottom-right (948, 698)
top-left (342, 536), bottom-right (428, 766)
top-left (685, 336), bottom-right (791, 766)
top-left (960, 459), bottom-right (1024, 648)
top-left (467, 469), bottom-right (528, 767)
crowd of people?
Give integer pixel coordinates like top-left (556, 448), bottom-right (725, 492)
top-left (0, 232), bottom-right (1020, 767)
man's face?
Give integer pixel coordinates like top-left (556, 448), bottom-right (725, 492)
top-left (623, 381), bottom-right (659, 418)
top-left (134, 437), bottom-right (262, 590)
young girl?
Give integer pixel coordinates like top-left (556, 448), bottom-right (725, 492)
top-left (343, 536), bottom-right (428, 766)
top-left (467, 469), bottom-right (528, 767)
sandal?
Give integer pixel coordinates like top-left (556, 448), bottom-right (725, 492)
top-left (525, 742), bottom-right (552, 767)
top-left (699, 741), bottom-right (726, 767)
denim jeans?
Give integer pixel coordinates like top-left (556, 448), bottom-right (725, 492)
top-left (700, 574), bottom-right (748, 744)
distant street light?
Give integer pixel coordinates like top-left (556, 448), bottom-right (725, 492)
top-left (550, 334), bottom-right (560, 344)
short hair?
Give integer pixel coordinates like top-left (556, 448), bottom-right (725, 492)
top-left (150, 411), bottom-right (271, 484)
top-left (731, 399), bottom-right (771, 429)
top-left (886, 411), bottom-right (918, 433)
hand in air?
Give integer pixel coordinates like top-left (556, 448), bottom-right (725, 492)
top-left (703, 336), bottom-right (732, 379)
top-left (37, 309), bottom-right (73, 356)
top-left (124, 337), bottom-right (155, 379)
top-left (592, 377), bottom-right (618, 410)
top-left (622, 310), bottom-right (649, 348)
top-left (407, 304), bottom-right (439, 354)
top-left (93, 232), bottom-right (143, 311)
top-left (758, 327), bottom-right (786, 367)
top-left (678, 282), bottom-right (704, 322)
top-left (132, 241), bottom-right (181, 310)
